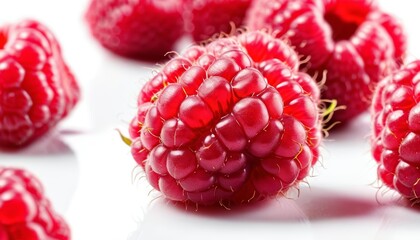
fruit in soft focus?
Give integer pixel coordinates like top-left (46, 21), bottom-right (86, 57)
top-left (0, 20), bottom-right (79, 147)
top-left (0, 167), bottom-right (70, 239)
top-left (129, 31), bottom-right (322, 206)
top-left (85, 0), bottom-right (185, 60)
top-left (246, 0), bottom-right (406, 124)
top-left (371, 61), bottom-right (420, 203)
top-left (190, 0), bottom-right (253, 42)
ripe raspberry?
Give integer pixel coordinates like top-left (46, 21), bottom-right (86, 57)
top-left (189, 0), bottom-right (253, 42)
top-left (0, 167), bottom-right (70, 240)
top-left (246, 0), bottom-right (406, 124)
top-left (371, 61), bottom-right (420, 203)
top-left (129, 31), bottom-right (322, 206)
top-left (85, 0), bottom-right (185, 60)
top-left (0, 20), bottom-right (80, 147)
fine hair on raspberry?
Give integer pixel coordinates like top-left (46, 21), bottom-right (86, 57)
top-left (129, 30), bottom-right (323, 207)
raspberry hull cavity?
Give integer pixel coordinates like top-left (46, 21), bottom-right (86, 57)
top-left (246, 0), bottom-right (406, 124)
top-left (129, 31), bottom-right (322, 206)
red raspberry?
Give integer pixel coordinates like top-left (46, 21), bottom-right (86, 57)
top-left (371, 61), bottom-right (420, 203)
top-left (129, 31), bottom-right (322, 206)
top-left (189, 0), bottom-right (253, 42)
top-left (0, 20), bottom-right (79, 147)
top-left (0, 167), bottom-right (70, 240)
top-left (85, 0), bottom-right (185, 60)
top-left (246, 0), bottom-right (406, 124)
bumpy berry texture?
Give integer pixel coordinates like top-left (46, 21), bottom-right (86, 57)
top-left (0, 167), bottom-right (70, 239)
top-left (190, 0), bottom-right (253, 42)
top-left (246, 0), bottom-right (406, 124)
top-left (85, 0), bottom-right (185, 60)
top-left (0, 20), bottom-right (79, 147)
top-left (372, 61), bottom-right (420, 203)
top-left (129, 31), bottom-right (322, 206)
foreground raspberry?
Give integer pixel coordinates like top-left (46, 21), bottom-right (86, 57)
top-left (246, 0), bottom-right (406, 124)
top-left (129, 31), bottom-right (322, 206)
top-left (0, 167), bottom-right (70, 239)
top-left (85, 0), bottom-right (185, 60)
top-left (0, 20), bottom-right (79, 147)
top-left (372, 61), bottom-right (420, 203)
top-left (190, 0), bottom-right (253, 42)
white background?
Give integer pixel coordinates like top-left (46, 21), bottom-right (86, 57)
top-left (1, 1), bottom-right (420, 239)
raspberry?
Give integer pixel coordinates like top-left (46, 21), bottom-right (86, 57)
top-left (0, 20), bottom-right (79, 147)
top-left (129, 31), bottom-right (322, 206)
top-left (371, 61), bottom-right (420, 203)
top-left (0, 167), bottom-right (70, 240)
top-left (246, 0), bottom-right (406, 124)
top-left (85, 0), bottom-right (185, 60)
top-left (189, 0), bottom-right (253, 42)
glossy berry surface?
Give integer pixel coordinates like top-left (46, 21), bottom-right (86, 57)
top-left (372, 61), bottom-right (420, 203)
top-left (246, 0), bottom-right (406, 124)
top-left (85, 0), bottom-right (185, 60)
top-left (190, 0), bottom-right (253, 42)
top-left (0, 167), bottom-right (70, 240)
top-left (0, 20), bottom-right (79, 147)
top-left (129, 31), bottom-right (322, 206)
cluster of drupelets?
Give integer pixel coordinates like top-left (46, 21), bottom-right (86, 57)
top-left (0, 0), bottom-right (419, 239)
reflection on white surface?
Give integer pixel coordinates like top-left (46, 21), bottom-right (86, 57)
top-left (127, 184), bottom-right (420, 240)
top-left (294, 187), bottom-right (377, 220)
top-left (127, 185), bottom-right (413, 240)
top-left (1, 1), bottom-right (420, 240)
top-left (376, 204), bottom-right (420, 240)
top-left (129, 197), bottom-right (313, 240)
top-left (0, 133), bottom-right (79, 213)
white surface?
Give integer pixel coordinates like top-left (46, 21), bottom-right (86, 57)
top-left (1, 1), bottom-right (420, 239)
